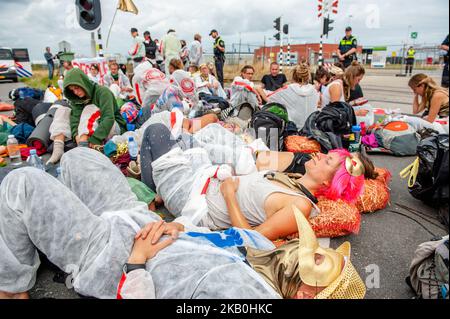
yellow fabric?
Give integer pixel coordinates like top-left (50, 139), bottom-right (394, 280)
top-left (315, 242), bottom-right (367, 299)
top-left (340, 36), bottom-right (356, 46)
top-left (407, 49), bottom-right (416, 59)
top-left (118, 0), bottom-right (139, 14)
top-left (400, 157), bottom-right (420, 188)
top-left (49, 87), bottom-right (62, 100)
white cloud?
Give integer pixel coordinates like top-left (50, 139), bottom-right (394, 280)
top-left (0, 0), bottom-right (448, 61)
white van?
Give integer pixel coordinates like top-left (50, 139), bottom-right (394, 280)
top-left (0, 47), bottom-right (18, 82)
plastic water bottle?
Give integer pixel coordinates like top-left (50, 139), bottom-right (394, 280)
top-left (26, 149), bottom-right (45, 171)
top-left (128, 137), bottom-right (139, 161)
top-left (7, 135), bottom-right (22, 166)
top-left (349, 125), bottom-right (362, 152)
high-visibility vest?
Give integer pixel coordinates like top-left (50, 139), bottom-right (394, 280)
top-left (340, 36), bottom-right (357, 47)
top-left (407, 49), bottom-right (416, 59)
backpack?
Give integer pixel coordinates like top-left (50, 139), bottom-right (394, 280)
top-left (374, 121), bottom-right (420, 156)
top-left (14, 97), bottom-right (41, 127)
top-left (251, 103), bottom-right (288, 151)
top-left (300, 111), bottom-right (344, 153)
top-left (409, 132), bottom-right (449, 226)
top-left (9, 87), bottom-right (44, 102)
top-left (407, 236), bottom-right (449, 299)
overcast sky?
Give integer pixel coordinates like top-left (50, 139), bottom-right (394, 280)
top-left (0, 0), bottom-right (448, 61)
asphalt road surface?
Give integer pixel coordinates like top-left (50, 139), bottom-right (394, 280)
top-left (0, 70), bottom-right (447, 299)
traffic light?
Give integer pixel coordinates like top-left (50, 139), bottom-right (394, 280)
top-left (274, 17), bottom-right (281, 32)
top-left (274, 33), bottom-right (281, 41)
top-left (76, 0), bottom-right (102, 31)
top-left (323, 17), bottom-right (334, 37)
top-left (283, 24), bottom-right (289, 35)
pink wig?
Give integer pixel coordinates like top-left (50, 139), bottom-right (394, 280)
top-left (316, 149), bottom-right (365, 204)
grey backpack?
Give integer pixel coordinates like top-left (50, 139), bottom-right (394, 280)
top-left (408, 236), bottom-right (449, 299)
top-left (375, 121), bottom-right (420, 156)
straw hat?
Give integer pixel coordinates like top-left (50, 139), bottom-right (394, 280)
top-left (293, 206), bottom-right (366, 299)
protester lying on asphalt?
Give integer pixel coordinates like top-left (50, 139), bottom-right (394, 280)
top-left (0, 147), bottom-right (366, 300)
top-left (140, 123), bottom-right (377, 241)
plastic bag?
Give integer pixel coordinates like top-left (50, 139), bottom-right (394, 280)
top-left (409, 132), bottom-right (449, 224)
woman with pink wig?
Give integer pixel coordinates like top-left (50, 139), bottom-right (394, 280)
top-left (141, 124), bottom-right (378, 241)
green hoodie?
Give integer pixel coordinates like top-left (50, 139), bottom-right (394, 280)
top-left (64, 68), bottom-right (127, 145)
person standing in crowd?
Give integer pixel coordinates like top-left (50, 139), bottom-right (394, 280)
top-left (180, 40), bottom-right (190, 70)
top-left (406, 46), bottom-right (416, 76)
top-left (441, 34), bottom-right (449, 88)
top-left (260, 62), bottom-right (288, 93)
top-left (210, 29), bottom-right (226, 87)
top-left (189, 34), bottom-right (203, 67)
top-left (129, 28), bottom-right (146, 68)
top-left (337, 26), bottom-right (358, 69)
top-left (161, 29), bottom-right (182, 75)
top-left (44, 47), bottom-right (55, 81)
top-left (143, 31), bottom-right (158, 65)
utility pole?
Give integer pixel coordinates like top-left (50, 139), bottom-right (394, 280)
top-left (90, 32), bottom-right (97, 58)
top-left (238, 33), bottom-right (242, 71)
top-left (262, 35), bottom-right (266, 69)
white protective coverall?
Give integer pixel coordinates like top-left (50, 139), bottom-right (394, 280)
top-left (0, 147), bottom-right (280, 299)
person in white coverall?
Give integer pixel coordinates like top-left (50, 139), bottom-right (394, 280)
top-left (160, 29), bottom-right (182, 76)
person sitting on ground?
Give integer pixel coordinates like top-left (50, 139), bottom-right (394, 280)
top-left (103, 62), bottom-right (133, 99)
top-left (88, 64), bottom-right (101, 84)
top-left (267, 63), bottom-right (320, 129)
top-left (188, 64), bottom-right (200, 77)
top-left (227, 65), bottom-right (264, 120)
top-left (321, 62), bottom-right (368, 117)
top-left (389, 73), bottom-right (450, 134)
top-left (140, 123), bottom-right (376, 241)
top-left (194, 64), bottom-right (229, 110)
top-left (167, 58), bottom-right (184, 75)
top-left (153, 69), bottom-right (198, 115)
top-left (46, 68), bottom-right (128, 164)
top-left (314, 66), bottom-right (331, 108)
top-left (132, 61), bottom-right (170, 110)
top-left (207, 62), bottom-right (216, 78)
top-left (0, 147), bottom-right (366, 300)
top-left (409, 73), bottom-right (449, 123)
top-left (333, 62), bottom-right (364, 104)
top-left (260, 62), bottom-right (288, 93)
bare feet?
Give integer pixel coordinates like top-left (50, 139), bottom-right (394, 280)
top-left (0, 291), bottom-right (30, 299)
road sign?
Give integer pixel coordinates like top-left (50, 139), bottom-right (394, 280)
top-left (411, 32), bottom-right (418, 39)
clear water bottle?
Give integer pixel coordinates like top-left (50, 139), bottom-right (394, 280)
top-left (26, 149), bottom-right (45, 171)
top-left (128, 136), bottom-right (138, 161)
top-left (7, 135), bottom-right (22, 166)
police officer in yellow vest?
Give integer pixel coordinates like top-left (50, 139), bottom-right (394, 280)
top-left (338, 26), bottom-right (358, 68)
top-left (406, 46), bottom-right (416, 76)
top-left (210, 29), bottom-right (226, 87)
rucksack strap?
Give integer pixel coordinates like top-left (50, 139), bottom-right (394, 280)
top-left (264, 172), bottom-right (318, 204)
